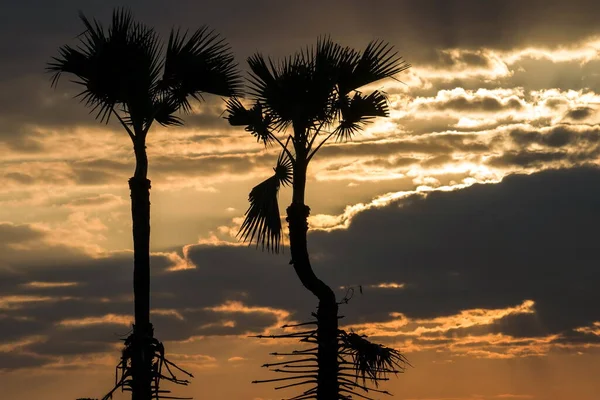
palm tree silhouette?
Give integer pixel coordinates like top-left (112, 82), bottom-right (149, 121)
top-left (226, 38), bottom-right (409, 399)
top-left (48, 8), bottom-right (241, 400)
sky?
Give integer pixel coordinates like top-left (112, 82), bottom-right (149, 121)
top-left (1, 0), bottom-right (600, 399)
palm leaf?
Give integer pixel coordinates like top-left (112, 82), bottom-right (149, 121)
top-left (247, 53), bottom-right (297, 130)
top-left (335, 90), bottom-right (389, 141)
top-left (238, 152), bottom-right (293, 253)
top-left (47, 8), bottom-right (162, 127)
top-left (161, 26), bottom-right (242, 114)
top-left (247, 48), bottom-right (339, 132)
top-left (341, 40), bottom-right (410, 94)
top-left (339, 331), bottom-right (410, 386)
top-left (225, 98), bottom-right (273, 146)
top-left (153, 94), bottom-right (184, 126)
top-left (274, 151), bottom-right (293, 187)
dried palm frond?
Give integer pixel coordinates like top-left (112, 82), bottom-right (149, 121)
top-left (338, 330), bottom-right (410, 387)
top-left (100, 327), bottom-right (193, 400)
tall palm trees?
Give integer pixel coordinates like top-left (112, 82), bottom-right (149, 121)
top-left (48, 9), bottom-right (241, 400)
top-left (226, 38), bottom-right (410, 399)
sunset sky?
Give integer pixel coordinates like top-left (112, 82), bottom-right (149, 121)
top-left (1, 1), bottom-right (600, 399)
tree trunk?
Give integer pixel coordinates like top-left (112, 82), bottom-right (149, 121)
top-left (287, 171), bottom-right (339, 399)
top-left (130, 140), bottom-right (153, 400)
top-left (316, 295), bottom-right (338, 400)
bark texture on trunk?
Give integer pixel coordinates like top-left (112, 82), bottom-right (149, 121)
top-left (130, 140), bottom-right (153, 400)
top-left (286, 202), bottom-right (339, 400)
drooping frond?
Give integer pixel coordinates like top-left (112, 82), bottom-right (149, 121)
top-left (339, 331), bottom-right (410, 386)
top-left (161, 26), bottom-right (243, 114)
top-left (335, 90), bottom-right (389, 141)
top-left (238, 152), bottom-right (293, 253)
top-left (225, 97), bottom-right (273, 146)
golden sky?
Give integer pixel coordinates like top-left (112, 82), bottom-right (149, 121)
top-left (1, 1), bottom-right (600, 399)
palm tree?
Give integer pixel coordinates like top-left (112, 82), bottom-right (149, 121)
top-left (48, 8), bottom-right (241, 400)
top-left (226, 38), bottom-right (409, 399)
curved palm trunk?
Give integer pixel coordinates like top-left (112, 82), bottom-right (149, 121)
top-left (130, 139), bottom-right (153, 400)
top-left (287, 160), bottom-right (339, 400)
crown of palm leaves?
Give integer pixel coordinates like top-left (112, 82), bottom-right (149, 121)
top-left (48, 8), bottom-right (242, 139)
top-left (226, 37), bottom-right (409, 253)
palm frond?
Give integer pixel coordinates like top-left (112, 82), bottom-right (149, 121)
top-left (225, 97), bottom-right (273, 146)
top-left (247, 48), bottom-right (340, 133)
top-left (48, 44), bottom-right (90, 87)
top-left (335, 90), bottom-right (389, 141)
top-left (238, 152), bottom-right (293, 253)
top-left (305, 37), bottom-right (346, 126)
top-left (339, 331), bottom-right (409, 386)
top-left (47, 8), bottom-right (162, 127)
top-left (153, 94), bottom-right (184, 126)
top-left (161, 26), bottom-right (242, 114)
top-left (341, 40), bottom-right (410, 94)
top-left (247, 53), bottom-right (296, 131)
top-left (274, 151), bottom-right (293, 187)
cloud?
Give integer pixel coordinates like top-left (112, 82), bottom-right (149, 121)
top-left (306, 167), bottom-right (600, 343)
top-left (1, 167), bottom-right (600, 370)
top-left (509, 126), bottom-right (600, 148)
top-left (417, 89), bottom-right (525, 113)
top-left (486, 151), bottom-right (570, 168)
top-left (565, 106), bottom-right (596, 121)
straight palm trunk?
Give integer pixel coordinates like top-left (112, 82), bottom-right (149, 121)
top-left (130, 141), bottom-right (153, 400)
top-left (287, 162), bottom-right (340, 399)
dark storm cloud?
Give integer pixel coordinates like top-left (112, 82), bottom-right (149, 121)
top-left (3, 152), bottom-right (267, 188)
top-left (429, 96), bottom-right (524, 113)
top-left (565, 107), bottom-right (596, 121)
top-left (421, 154), bottom-right (454, 167)
top-left (0, 223), bottom-right (45, 245)
top-left (150, 153), bottom-right (268, 177)
top-left (307, 167), bottom-right (600, 336)
top-left (545, 98), bottom-right (570, 110)
top-left (486, 151), bottom-right (569, 168)
top-left (0, 316), bottom-right (46, 342)
top-left (363, 157), bottom-right (421, 168)
top-left (319, 134), bottom-right (489, 161)
top-left (0, 240), bottom-right (303, 367)
top-left (0, 352), bottom-right (51, 371)
top-left (5, 172), bottom-right (36, 185)
top-left (3, 167), bottom-right (600, 368)
top-left (24, 324), bottom-right (126, 356)
top-left (0, 223), bottom-right (89, 268)
top-left (437, 50), bottom-right (493, 68)
top-left (5, 0), bottom-right (598, 77)
top-left (3, 0), bottom-right (600, 147)
top-left (509, 126), bottom-right (600, 148)
top-left (501, 58), bottom-right (600, 93)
